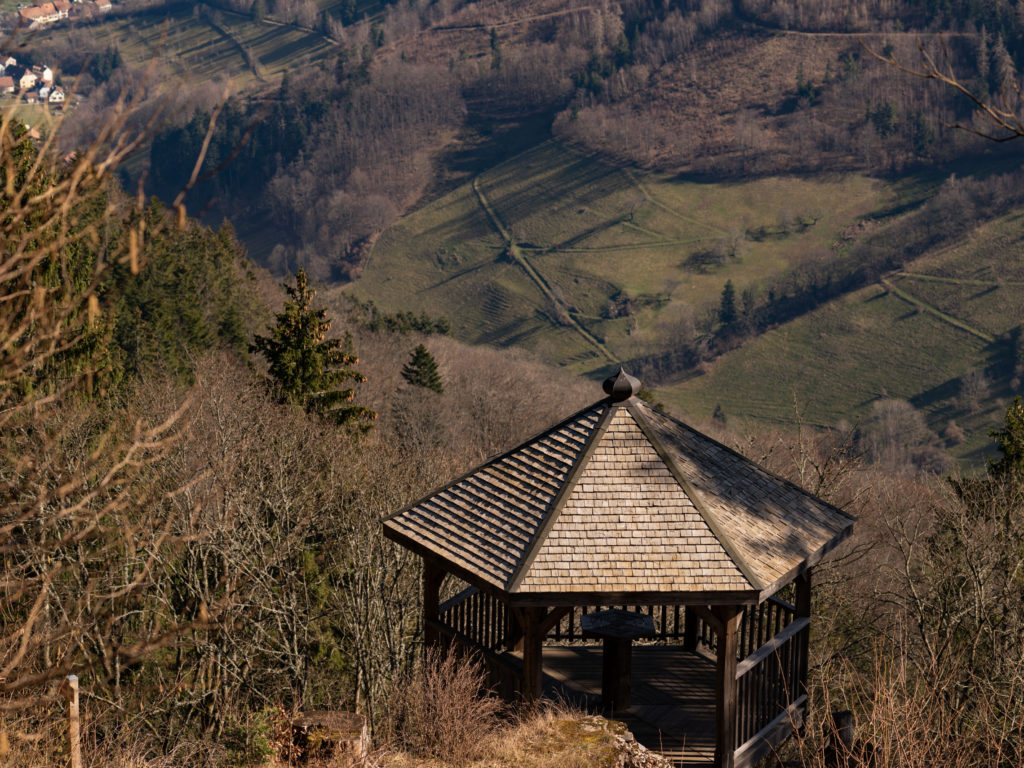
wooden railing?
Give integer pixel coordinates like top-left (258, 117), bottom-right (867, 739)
top-left (739, 596), bottom-right (796, 660)
top-left (733, 617), bottom-right (809, 767)
top-left (438, 586), bottom-right (512, 653)
top-left (544, 596), bottom-right (796, 661)
top-left (546, 603), bottom-right (693, 643)
top-left (431, 587), bottom-right (806, 726)
top-left (433, 587), bottom-right (521, 699)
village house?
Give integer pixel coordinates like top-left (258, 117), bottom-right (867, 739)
top-left (31, 65), bottom-right (53, 84)
top-left (19, 3), bottom-right (63, 28)
top-left (1, 57), bottom-right (17, 72)
top-left (18, 70), bottom-right (37, 92)
top-left (0, 76), bottom-right (15, 95)
top-left (48, 86), bottom-right (64, 105)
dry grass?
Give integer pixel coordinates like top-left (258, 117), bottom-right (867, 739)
top-left (782, 642), bottom-right (1024, 768)
top-left (379, 648), bottom-right (502, 766)
top-left (380, 700), bottom-right (641, 768)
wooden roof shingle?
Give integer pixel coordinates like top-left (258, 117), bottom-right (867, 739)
top-left (383, 370), bottom-right (854, 602)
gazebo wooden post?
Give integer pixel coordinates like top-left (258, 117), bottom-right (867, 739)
top-left (422, 558), bottom-right (445, 650)
top-left (713, 605), bottom-right (743, 768)
top-left (795, 568), bottom-right (812, 695)
top-left (683, 606), bottom-right (699, 652)
top-left (520, 607), bottom-right (546, 703)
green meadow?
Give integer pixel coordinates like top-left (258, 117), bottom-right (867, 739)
top-left (348, 140), bottom-right (893, 375)
top-left (47, 5), bottom-right (335, 90)
top-left (659, 208), bottom-right (1024, 463)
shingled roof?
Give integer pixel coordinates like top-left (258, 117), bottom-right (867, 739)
top-left (383, 370), bottom-right (854, 603)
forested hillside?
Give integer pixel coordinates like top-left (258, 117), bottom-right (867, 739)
top-left (26, 0), bottom-right (1016, 465)
top-left (29, 0), bottom-right (1024, 276)
top-left (5, 4), bottom-right (1024, 761)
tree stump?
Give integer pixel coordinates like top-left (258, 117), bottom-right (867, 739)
top-left (290, 711), bottom-right (367, 765)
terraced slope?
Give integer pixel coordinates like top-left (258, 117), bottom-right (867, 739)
top-left (659, 209), bottom-right (1024, 462)
top-left (45, 4), bottom-right (336, 89)
top-left (347, 140), bottom-right (891, 376)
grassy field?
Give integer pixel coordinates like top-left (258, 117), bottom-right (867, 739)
top-left (44, 5), bottom-right (335, 92)
top-left (0, 101), bottom-right (50, 129)
top-left (346, 140), bottom-right (894, 375)
top-left (345, 138), bottom-right (1024, 466)
top-left (657, 208), bottom-right (1024, 464)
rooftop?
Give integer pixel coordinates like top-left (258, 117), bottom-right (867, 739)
top-left (383, 369), bottom-right (854, 602)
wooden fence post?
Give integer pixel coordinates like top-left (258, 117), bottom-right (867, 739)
top-left (59, 674), bottom-right (82, 768)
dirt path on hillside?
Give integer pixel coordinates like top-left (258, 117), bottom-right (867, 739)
top-left (471, 177), bottom-right (619, 364)
top-left (898, 271), bottom-right (1024, 288)
top-left (432, 6), bottom-right (597, 32)
top-left (880, 278), bottom-right (995, 343)
top-left (619, 168), bottom-right (727, 237)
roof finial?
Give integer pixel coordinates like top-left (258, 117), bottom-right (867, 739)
top-left (603, 367), bottom-right (641, 402)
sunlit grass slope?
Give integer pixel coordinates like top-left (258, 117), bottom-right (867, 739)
top-left (348, 140), bottom-right (891, 376)
top-left (659, 208), bottom-right (1024, 463)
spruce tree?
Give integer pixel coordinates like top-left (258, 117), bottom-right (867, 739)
top-left (989, 396), bottom-right (1024, 481)
top-left (402, 344), bottom-right (444, 394)
top-left (718, 280), bottom-right (738, 328)
top-left (252, 269), bottom-right (375, 427)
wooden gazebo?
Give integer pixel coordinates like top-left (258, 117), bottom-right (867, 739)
top-left (383, 369), bottom-right (854, 768)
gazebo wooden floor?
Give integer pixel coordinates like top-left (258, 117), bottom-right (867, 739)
top-left (527, 645), bottom-right (717, 767)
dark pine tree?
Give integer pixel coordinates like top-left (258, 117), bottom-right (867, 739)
top-left (718, 280), bottom-right (738, 328)
top-left (252, 269), bottom-right (375, 428)
top-left (402, 344), bottom-right (444, 394)
top-left (989, 396), bottom-right (1024, 481)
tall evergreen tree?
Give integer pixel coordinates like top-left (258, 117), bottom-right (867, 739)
top-left (718, 279), bottom-right (738, 328)
top-left (989, 396), bottom-right (1024, 481)
top-left (252, 269), bottom-right (375, 428)
top-left (402, 344), bottom-right (444, 394)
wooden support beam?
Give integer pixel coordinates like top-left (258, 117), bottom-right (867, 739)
top-left (683, 606), bottom-right (699, 652)
top-left (795, 568), bottom-right (812, 697)
top-left (714, 606), bottom-right (743, 768)
top-left (538, 606), bottom-right (572, 636)
top-left (422, 558), bottom-right (446, 650)
top-left (692, 604), bottom-right (724, 635)
top-left (520, 607), bottom-right (546, 703)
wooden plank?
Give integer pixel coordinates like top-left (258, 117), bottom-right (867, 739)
top-left (521, 607), bottom-right (545, 702)
top-left (795, 568), bottom-right (812, 698)
top-left (510, 590), bottom-right (759, 607)
top-left (714, 606), bottom-right (742, 768)
top-left (692, 604), bottom-right (724, 635)
top-left (423, 559), bottom-right (446, 648)
top-left (735, 618), bottom-right (810, 679)
top-left (427, 619), bottom-right (523, 677)
top-left (539, 606), bottom-right (572, 635)
top-left (733, 694), bottom-right (807, 768)
top-left (768, 594), bottom-right (795, 615)
top-left (439, 585), bottom-right (476, 615)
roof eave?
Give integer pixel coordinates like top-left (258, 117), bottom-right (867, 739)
top-left (756, 522), bottom-right (856, 603)
top-left (509, 588), bottom-right (760, 607)
top-left (382, 521), bottom-right (511, 594)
